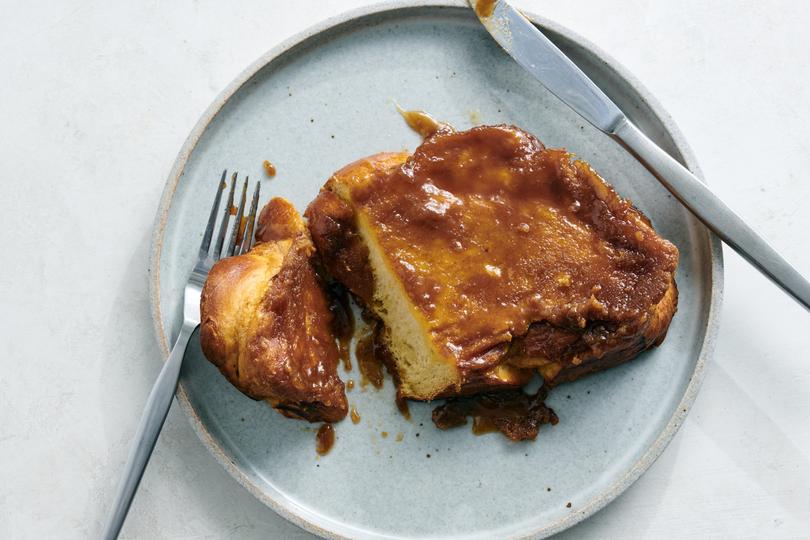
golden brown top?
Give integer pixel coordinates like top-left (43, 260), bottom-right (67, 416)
top-left (347, 126), bottom-right (679, 372)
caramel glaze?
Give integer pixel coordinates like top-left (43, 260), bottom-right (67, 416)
top-left (350, 406), bottom-right (361, 424)
top-left (361, 320), bottom-right (415, 419)
top-left (350, 315), bottom-right (415, 418)
top-left (432, 386), bottom-right (559, 441)
top-left (397, 107), bottom-right (453, 139)
top-left (348, 125), bottom-right (679, 379)
top-left (307, 188), bottom-right (377, 303)
top-left (395, 395), bottom-right (411, 421)
top-left (255, 197), bottom-right (305, 243)
top-left (315, 423), bottom-right (335, 455)
top-left (474, 0), bottom-right (498, 18)
top-left (326, 282), bottom-right (354, 371)
top-left (356, 326), bottom-right (384, 389)
top-left (263, 159), bottom-right (277, 177)
top-left (306, 124), bottom-right (679, 438)
top-left (200, 198), bottom-right (347, 423)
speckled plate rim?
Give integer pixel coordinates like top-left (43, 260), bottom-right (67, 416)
top-left (147, 1), bottom-right (724, 538)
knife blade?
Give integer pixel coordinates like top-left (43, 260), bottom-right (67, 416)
top-left (471, 0), bottom-right (810, 311)
top-left (473, 0), bottom-right (623, 133)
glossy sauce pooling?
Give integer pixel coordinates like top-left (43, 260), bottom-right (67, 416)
top-left (327, 282), bottom-right (354, 371)
top-left (351, 126), bottom-right (678, 371)
top-left (395, 395), bottom-right (411, 420)
top-left (315, 423), bottom-right (335, 455)
top-left (474, 0), bottom-right (498, 18)
top-left (263, 159), bottom-right (277, 177)
top-left (432, 386), bottom-right (558, 441)
top-left (397, 107), bottom-right (453, 139)
top-left (356, 327), bottom-right (384, 389)
top-left (350, 406), bottom-right (361, 424)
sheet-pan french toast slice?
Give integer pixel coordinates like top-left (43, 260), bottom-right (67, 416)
top-left (306, 125), bottom-right (679, 400)
top-left (200, 198), bottom-right (348, 422)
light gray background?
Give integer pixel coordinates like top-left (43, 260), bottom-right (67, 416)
top-left (0, 1), bottom-right (808, 539)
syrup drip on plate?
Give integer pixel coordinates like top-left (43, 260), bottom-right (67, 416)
top-left (356, 327), bottom-right (384, 389)
top-left (327, 283), bottom-right (354, 371)
top-left (315, 424), bottom-right (335, 455)
top-left (432, 386), bottom-right (558, 441)
top-left (396, 106), bottom-right (454, 139)
top-left (262, 159), bottom-right (277, 177)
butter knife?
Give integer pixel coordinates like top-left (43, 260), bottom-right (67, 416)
top-left (471, 0), bottom-right (810, 311)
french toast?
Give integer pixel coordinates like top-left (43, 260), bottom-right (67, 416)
top-left (200, 197), bottom-right (348, 422)
top-left (306, 125), bottom-right (679, 401)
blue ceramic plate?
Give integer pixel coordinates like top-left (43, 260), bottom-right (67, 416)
top-left (149, 2), bottom-right (722, 538)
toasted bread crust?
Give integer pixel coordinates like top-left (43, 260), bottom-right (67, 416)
top-left (200, 198), bottom-right (347, 422)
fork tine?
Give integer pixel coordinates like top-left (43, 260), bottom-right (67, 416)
top-left (213, 172), bottom-right (237, 260)
top-left (226, 177), bottom-right (249, 257)
top-left (239, 180), bottom-right (261, 255)
top-left (199, 170), bottom-right (227, 257)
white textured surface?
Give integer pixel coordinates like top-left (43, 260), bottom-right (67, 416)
top-left (0, 1), bottom-right (808, 538)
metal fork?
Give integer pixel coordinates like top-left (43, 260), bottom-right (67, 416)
top-left (102, 171), bottom-right (261, 540)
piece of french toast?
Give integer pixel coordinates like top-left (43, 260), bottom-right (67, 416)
top-left (200, 198), bottom-right (348, 422)
top-left (306, 125), bottom-right (679, 401)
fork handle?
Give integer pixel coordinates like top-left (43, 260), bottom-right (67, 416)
top-left (101, 323), bottom-right (196, 540)
top-left (612, 118), bottom-right (810, 311)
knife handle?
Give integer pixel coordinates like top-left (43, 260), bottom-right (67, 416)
top-left (611, 117), bottom-right (810, 311)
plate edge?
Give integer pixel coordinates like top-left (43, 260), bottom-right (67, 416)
top-left (145, 1), bottom-right (725, 539)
